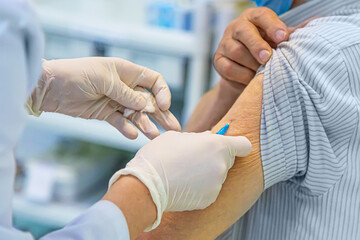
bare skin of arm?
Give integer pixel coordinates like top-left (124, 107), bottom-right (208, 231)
top-left (103, 175), bottom-right (156, 240)
top-left (185, 78), bottom-right (245, 132)
top-left (137, 74), bottom-right (264, 240)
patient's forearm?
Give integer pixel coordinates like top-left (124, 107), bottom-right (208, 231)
top-left (103, 176), bottom-right (156, 240)
top-left (185, 79), bottom-right (245, 132)
top-left (138, 74), bottom-right (264, 240)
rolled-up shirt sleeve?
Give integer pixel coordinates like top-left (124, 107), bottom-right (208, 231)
top-left (259, 26), bottom-right (358, 195)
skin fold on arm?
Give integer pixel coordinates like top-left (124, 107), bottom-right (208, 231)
top-left (137, 74), bottom-right (265, 240)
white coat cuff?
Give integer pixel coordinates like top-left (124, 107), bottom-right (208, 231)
top-left (40, 200), bottom-right (129, 240)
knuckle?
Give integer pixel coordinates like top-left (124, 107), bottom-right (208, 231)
top-left (233, 30), bottom-right (241, 41)
top-left (213, 56), bottom-right (219, 70)
top-left (155, 71), bottom-right (162, 80)
top-left (242, 8), bottom-right (253, 16)
top-left (216, 41), bottom-right (226, 54)
top-left (147, 68), bottom-right (164, 83)
top-left (251, 7), bottom-right (271, 22)
top-left (213, 53), bottom-right (223, 70)
top-left (227, 20), bottom-right (237, 29)
top-left (223, 24), bottom-right (234, 37)
top-left (248, 37), bottom-right (266, 52)
top-left (220, 60), bottom-right (233, 77)
top-left (230, 44), bottom-right (244, 59)
top-left (232, 23), bottom-right (245, 39)
top-left (154, 71), bottom-right (164, 82)
top-left (220, 40), bottom-right (228, 50)
top-left (256, 6), bottom-right (272, 16)
top-left (235, 19), bottom-right (253, 39)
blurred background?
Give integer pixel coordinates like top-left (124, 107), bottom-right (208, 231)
top-left (15, 0), bottom-right (254, 238)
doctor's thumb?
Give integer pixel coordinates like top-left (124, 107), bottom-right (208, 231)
top-left (222, 136), bottom-right (252, 158)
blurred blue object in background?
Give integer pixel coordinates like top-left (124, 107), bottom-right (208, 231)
top-left (146, 1), bottom-right (194, 31)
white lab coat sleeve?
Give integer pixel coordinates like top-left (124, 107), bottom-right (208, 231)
top-left (40, 200), bottom-right (130, 240)
top-left (0, 1), bottom-right (38, 239)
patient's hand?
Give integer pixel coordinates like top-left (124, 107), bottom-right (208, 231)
top-left (137, 74), bottom-right (264, 240)
top-left (214, 7), bottom-right (289, 85)
top-left (185, 11), bottom-right (314, 133)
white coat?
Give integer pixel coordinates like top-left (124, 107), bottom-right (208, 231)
top-left (0, 1), bottom-right (129, 239)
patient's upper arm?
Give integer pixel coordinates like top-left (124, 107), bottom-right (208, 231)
top-left (138, 25), bottom-right (354, 240)
top-left (137, 74), bottom-right (265, 240)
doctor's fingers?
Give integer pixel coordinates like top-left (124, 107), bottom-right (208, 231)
top-left (135, 67), bottom-right (172, 112)
top-left (105, 74), bottom-right (147, 111)
top-left (128, 112), bottom-right (160, 140)
top-left (127, 107), bottom-right (181, 140)
top-left (106, 111), bottom-right (139, 140)
top-left (111, 57), bottom-right (171, 111)
top-left (88, 100), bottom-right (139, 139)
top-left (149, 107), bottom-right (181, 132)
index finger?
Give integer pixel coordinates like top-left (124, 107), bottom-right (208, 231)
top-left (246, 7), bottom-right (289, 44)
top-left (110, 58), bottom-right (171, 111)
top-left (232, 19), bottom-right (273, 64)
top-left (136, 68), bottom-right (171, 111)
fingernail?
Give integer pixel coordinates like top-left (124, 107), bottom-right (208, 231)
top-left (275, 30), bottom-right (286, 42)
top-left (259, 50), bottom-right (270, 63)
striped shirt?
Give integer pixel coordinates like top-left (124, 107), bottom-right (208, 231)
top-left (218, 0), bottom-right (360, 239)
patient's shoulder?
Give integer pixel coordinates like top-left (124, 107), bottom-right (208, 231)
top-left (261, 20), bottom-right (351, 106)
top-left (290, 15), bottom-right (360, 51)
top-left (267, 19), bottom-right (352, 85)
top-left (265, 29), bottom-right (343, 88)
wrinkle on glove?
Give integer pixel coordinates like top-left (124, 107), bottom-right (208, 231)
top-left (123, 90), bottom-right (156, 118)
top-left (123, 87), bottom-right (181, 139)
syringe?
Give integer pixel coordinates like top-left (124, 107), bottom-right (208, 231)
top-left (216, 121), bottom-right (232, 135)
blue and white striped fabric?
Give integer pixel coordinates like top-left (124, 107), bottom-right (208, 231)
top-left (218, 0), bottom-right (360, 239)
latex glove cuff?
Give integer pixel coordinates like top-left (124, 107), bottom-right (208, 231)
top-left (26, 59), bottom-right (50, 117)
top-left (108, 158), bottom-right (167, 232)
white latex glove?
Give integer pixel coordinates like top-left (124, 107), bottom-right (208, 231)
top-left (26, 57), bottom-right (181, 139)
top-left (108, 131), bottom-right (252, 231)
top-left (123, 87), bottom-right (181, 139)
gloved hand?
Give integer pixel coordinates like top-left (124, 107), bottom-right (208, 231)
top-left (26, 57), bottom-right (181, 139)
top-left (108, 131), bottom-right (252, 231)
